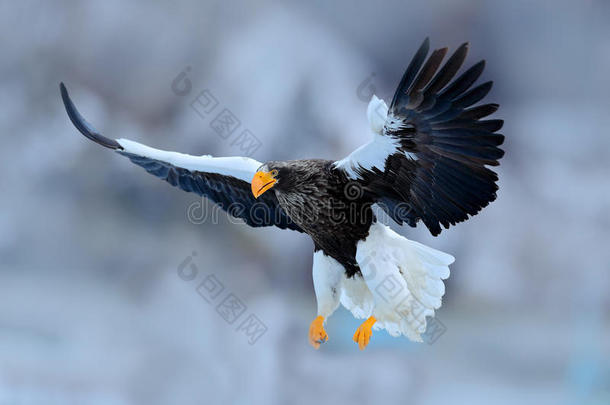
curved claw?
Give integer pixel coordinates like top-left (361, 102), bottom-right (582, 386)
top-left (59, 82), bottom-right (123, 150)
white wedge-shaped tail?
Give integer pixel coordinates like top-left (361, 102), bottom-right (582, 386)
top-left (341, 222), bottom-right (454, 342)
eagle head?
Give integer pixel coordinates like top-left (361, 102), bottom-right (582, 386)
top-left (251, 161), bottom-right (312, 198)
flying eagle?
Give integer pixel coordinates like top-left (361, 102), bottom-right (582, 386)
top-left (60, 38), bottom-right (504, 350)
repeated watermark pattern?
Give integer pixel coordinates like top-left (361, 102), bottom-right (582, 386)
top-left (184, 182), bottom-right (412, 228)
top-left (356, 72), bottom-right (388, 123)
top-left (177, 251), bottom-right (268, 345)
top-left (422, 317), bottom-right (447, 344)
top-left (186, 198), bottom-right (242, 226)
top-left (171, 66), bottom-right (263, 157)
top-left (188, 183), bottom-right (412, 231)
top-left (358, 251), bottom-right (447, 344)
top-left (356, 72), bottom-right (377, 103)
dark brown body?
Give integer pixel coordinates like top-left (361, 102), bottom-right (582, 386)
top-left (272, 160), bottom-right (375, 276)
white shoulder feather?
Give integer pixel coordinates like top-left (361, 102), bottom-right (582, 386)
top-left (333, 95), bottom-right (400, 179)
top-left (117, 138), bottom-right (262, 183)
top-left (366, 94), bottom-right (388, 135)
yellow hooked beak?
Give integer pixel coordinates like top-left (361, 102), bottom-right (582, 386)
top-left (251, 170), bottom-right (277, 198)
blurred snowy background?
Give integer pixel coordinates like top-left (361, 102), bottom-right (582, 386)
top-left (1, 0), bottom-right (609, 404)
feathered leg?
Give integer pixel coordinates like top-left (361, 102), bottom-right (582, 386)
top-left (309, 250), bottom-right (344, 349)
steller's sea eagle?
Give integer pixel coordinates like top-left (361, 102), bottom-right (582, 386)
top-left (60, 38), bottom-right (504, 350)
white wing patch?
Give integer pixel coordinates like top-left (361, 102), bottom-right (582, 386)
top-left (116, 138), bottom-right (262, 183)
top-left (367, 94), bottom-right (388, 135)
top-left (333, 133), bottom-right (400, 179)
top-left (333, 95), bottom-right (415, 180)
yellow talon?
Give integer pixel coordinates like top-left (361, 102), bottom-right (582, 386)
top-left (353, 316), bottom-right (377, 350)
top-left (308, 315), bottom-right (328, 349)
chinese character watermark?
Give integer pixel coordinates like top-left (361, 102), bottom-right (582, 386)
top-left (358, 251), bottom-right (448, 345)
top-left (177, 251), bottom-right (268, 345)
top-left (171, 67), bottom-right (262, 157)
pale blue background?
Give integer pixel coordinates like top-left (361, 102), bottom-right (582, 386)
top-left (0, 0), bottom-right (609, 404)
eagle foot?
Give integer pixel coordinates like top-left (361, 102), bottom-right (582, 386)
top-left (308, 315), bottom-right (328, 349)
top-left (353, 316), bottom-right (377, 350)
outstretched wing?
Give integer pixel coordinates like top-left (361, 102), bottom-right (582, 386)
top-left (60, 83), bottom-right (302, 232)
top-left (334, 38), bottom-right (504, 236)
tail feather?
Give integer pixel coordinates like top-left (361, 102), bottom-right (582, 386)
top-left (408, 239), bottom-right (455, 266)
top-left (353, 222), bottom-right (454, 341)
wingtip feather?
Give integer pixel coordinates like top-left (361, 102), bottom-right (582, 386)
top-left (60, 82), bottom-right (122, 150)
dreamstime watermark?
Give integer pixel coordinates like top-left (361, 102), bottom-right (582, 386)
top-left (344, 180), bottom-right (365, 200)
top-left (176, 251), bottom-right (268, 345)
top-left (171, 66), bottom-right (262, 157)
top-left (184, 182), bottom-right (413, 229)
top-left (185, 198), bottom-right (300, 227)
